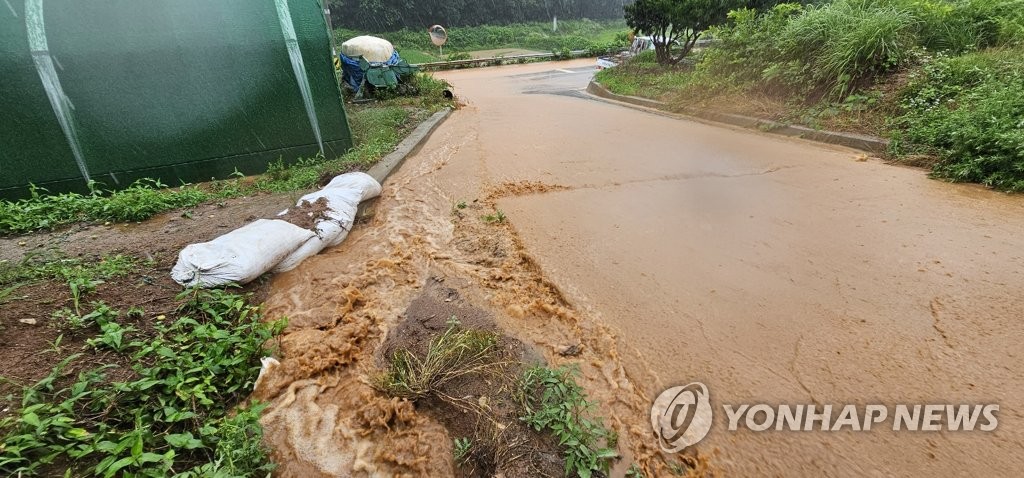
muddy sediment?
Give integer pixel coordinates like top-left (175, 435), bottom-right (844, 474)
top-left (253, 92), bottom-right (699, 476)
top-left (377, 276), bottom-right (564, 477)
top-left (256, 58), bottom-right (1024, 477)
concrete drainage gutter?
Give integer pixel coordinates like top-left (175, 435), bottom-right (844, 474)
top-left (359, 107), bottom-right (452, 218)
top-left (586, 80), bottom-right (889, 154)
top-left (367, 108), bottom-right (452, 184)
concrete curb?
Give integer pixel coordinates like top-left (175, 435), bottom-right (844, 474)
top-left (415, 50), bottom-right (593, 71)
top-left (367, 107), bottom-right (452, 184)
top-left (586, 80), bottom-right (889, 154)
top-left (358, 107), bottom-right (452, 219)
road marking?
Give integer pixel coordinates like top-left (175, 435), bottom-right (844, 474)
top-left (555, 68), bottom-right (575, 74)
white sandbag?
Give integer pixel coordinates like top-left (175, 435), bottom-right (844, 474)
top-left (271, 173), bottom-right (381, 273)
top-left (340, 35), bottom-right (395, 63)
top-left (171, 219), bottom-right (315, 288)
top-left (272, 222), bottom-right (349, 273)
top-left (324, 171), bottom-right (383, 196)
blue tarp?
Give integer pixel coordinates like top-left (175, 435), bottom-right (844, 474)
top-left (340, 51), bottom-right (400, 93)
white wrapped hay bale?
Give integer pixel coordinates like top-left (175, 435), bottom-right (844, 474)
top-left (340, 35), bottom-right (395, 62)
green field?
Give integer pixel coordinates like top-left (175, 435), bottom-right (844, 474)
top-left (335, 18), bottom-right (629, 63)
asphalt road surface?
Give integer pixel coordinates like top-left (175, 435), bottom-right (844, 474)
top-left (424, 59), bottom-right (1024, 476)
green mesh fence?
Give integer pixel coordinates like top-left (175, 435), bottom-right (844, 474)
top-left (0, 0), bottom-right (352, 199)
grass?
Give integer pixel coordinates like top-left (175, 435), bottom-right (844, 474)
top-left (518, 366), bottom-right (618, 478)
top-left (0, 73), bottom-right (454, 236)
top-left (0, 253), bottom-right (138, 288)
top-left (891, 47), bottom-right (1024, 190)
top-left (335, 18), bottom-right (630, 62)
top-left (453, 437), bottom-right (472, 463)
top-left (375, 319), bottom-right (618, 476)
top-left (596, 0), bottom-right (1024, 191)
top-left (0, 288), bottom-right (285, 476)
top-left (376, 318), bottom-right (500, 400)
top-left (595, 51), bottom-right (695, 99)
top-left (481, 210), bottom-right (507, 224)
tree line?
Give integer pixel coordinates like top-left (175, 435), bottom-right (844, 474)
top-left (326, 0), bottom-right (633, 31)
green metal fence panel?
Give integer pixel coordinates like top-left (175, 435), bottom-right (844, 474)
top-left (0, 0), bottom-right (352, 199)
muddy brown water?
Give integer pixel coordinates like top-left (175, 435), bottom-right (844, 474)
top-left (257, 59), bottom-right (1024, 477)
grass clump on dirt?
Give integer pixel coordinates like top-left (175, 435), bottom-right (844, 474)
top-left (376, 313), bottom-right (617, 478)
top-left (0, 254), bottom-right (138, 308)
top-left (0, 73), bottom-right (455, 235)
top-left (0, 181), bottom-right (210, 235)
top-left (596, 0), bottom-right (1024, 190)
top-left (0, 288), bottom-right (284, 477)
top-left (377, 318), bottom-right (501, 400)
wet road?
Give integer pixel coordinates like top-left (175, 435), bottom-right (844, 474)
top-left (428, 60), bottom-right (1024, 476)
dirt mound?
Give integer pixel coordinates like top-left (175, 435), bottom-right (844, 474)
top-left (378, 276), bottom-right (563, 477)
top-left (276, 197), bottom-right (332, 231)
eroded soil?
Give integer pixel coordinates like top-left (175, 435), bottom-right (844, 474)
top-left (252, 88), bottom-right (704, 475)
top-left (257, 58), bottom-right (1024, 478)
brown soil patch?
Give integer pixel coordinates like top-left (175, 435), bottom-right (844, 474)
top-left (378, 276), bottom-right (564, 478)
top-left (485, 181), bottom-right (570, 201)
top-left (275, 196), bottom-right (331, 230)
top-left (0, 193), bottom-right (293, 419)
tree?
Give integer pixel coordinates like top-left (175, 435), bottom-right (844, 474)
top-left (624, 0), bottom-right (741, 65)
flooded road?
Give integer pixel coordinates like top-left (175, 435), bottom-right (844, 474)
top-left (261, 59), bottom-right (1024, 476)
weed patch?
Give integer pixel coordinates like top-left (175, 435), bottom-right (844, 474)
top-left (892, 48), bottom-right (1024, 190)
top-left (519, 366), bottom-right (618, 478)
top-left (335, 19), bottom-right (629, 62)
top-left (0, 289), bottom-right (284, 476)
top-left (376, 318), bottom-right (502, 400)
top-left (374, 279), bottom-right (618, 477)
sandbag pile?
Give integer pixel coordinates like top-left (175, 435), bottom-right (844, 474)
top-left (171, 172), bottom-right (382, 288)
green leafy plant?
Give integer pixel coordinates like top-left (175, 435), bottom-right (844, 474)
top-left (626, 463), bottom-right (647, 477)
top-left (481, 210), bottom-right (507, 224)
top-left (0, 254), bottom-right (136, 288)
top-left (519, 366), bottom-right (618, 478)
top-left (0, 289), bottom-right (284, 476)
top-left (376, 318), bottom-right (500, 400)
top-left (453, 437), bottom-right (473, 463)
top-left (891, 47), bottom-right (1024, 190)
top-left (0, 180), bottom-right (210, 234)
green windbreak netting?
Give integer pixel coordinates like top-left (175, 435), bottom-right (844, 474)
top-left (0, 0), bottom-right (352, 199)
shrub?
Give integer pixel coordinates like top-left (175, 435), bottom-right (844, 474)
top-left (891, 48), bottom-right (1024, 190)
top-left (777, 0), bottom-right (921, 97)
top-left (702, 4), bottom-right (804, 86)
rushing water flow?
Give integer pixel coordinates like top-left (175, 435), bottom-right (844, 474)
top-left (257, 59), bottom-right (1024, 476)
top-left (25, 0), bottom-right (91, 184)
top-left (274, 0), bottom-right (324, 156)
